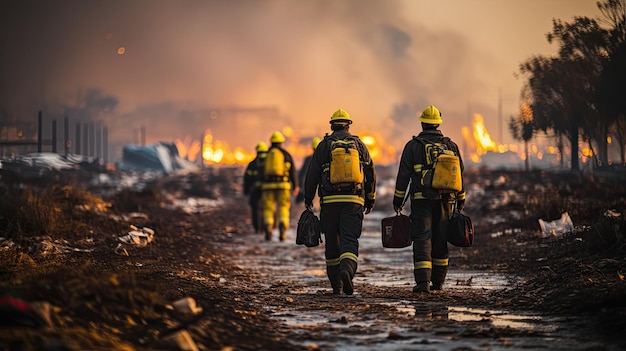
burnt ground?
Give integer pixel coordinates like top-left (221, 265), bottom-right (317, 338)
top-left (0, 166), bottom-right (625, 350)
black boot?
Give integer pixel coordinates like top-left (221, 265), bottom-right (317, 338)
top-left (431, 265), bottom-right (448, 291)
top-left (340, 259), bottom-right (358, 295)
top-left (327, 265), bottom-right (342, 295)
top-left (279, 223), bottom-right (287, 242)
top-left (413, 268), bottom-right (431, 294)
top-left (264, 225), bottom-right (272, 241)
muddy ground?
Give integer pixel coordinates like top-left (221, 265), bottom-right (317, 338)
top-left (0, 166), bottom-right (625, 350)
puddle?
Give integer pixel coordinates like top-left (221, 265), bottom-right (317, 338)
top-left (222, 219), bottom-right (618, 351)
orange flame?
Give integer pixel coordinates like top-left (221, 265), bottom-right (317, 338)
top-left (462, 112), bottom-right (564, 166)
top-left (175, 126), bottom-right (398, 167)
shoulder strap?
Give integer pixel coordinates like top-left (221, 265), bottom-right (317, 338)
top-left (412, 136), bottom-right (426, 145)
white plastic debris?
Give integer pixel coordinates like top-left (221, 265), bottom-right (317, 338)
top-left (604, 209), bottom-right (621, 218)
top-left (171, 297), bottom-right (203, 316)
top-left (539, 212), bottom-right (574, 237)
top-left (115, 226), bottom-right (155, 255)
top-left (118, 226), bottom-right (154, 247)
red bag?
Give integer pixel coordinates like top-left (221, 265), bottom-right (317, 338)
top-left (381, 214), bottom-right (412, 248)
top-left (446, 210), bottom-right (474, 247)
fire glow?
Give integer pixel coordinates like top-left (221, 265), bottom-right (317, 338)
top-left (174, 128), bottom-right (398, 166)
top-left (174, 114), bottom-right (600, 169)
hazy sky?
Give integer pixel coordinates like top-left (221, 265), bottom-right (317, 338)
top-left (0, 0), bottom-right (601, 160)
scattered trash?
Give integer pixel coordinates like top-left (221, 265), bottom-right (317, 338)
top-left (604, 209), bottom-right (622, 218)
top-left (455, 277), bottom-right (474, 286)
top-left (170, 297), bottom-right (203, 316)
top-left (539, 212), bottom-right (574, 237)
top-left (115, 226), bottom-right (155, 255)
top-left (116, 142), bottom-right (198, 173)
top-left (162, 329), bottom-right (199, 351)
top-left (0, 293), bottom-right (53, 328)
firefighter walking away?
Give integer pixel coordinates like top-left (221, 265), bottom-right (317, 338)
top-left (243, 141), bottom-right (269, 234)
top-left (393, 105), bottom-right (466, 293)
top-left (261, 131), bottom-right (299, 242)
top-left (304, 109), bottom-right (376, 295)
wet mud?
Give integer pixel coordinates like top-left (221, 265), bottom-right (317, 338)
top-left (219, 208), bottom-right (620, 351)
top-left (1, 167), bottom-right (625, 350)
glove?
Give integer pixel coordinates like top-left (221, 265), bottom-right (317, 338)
top-left (364, 201), bottom-right (374, 215)
top-left (457, 200), bottom-right (465, 212)
top-left (305, 201), bottom-right (313, 211)
top-left (393, 197), bottom-right (403, 214)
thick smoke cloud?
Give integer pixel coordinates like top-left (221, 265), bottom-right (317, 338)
top-left (1, 0), bottom-right (498, 160)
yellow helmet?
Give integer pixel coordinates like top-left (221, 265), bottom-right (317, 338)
top-left (311, 137), bottom-right (322, 150)
top-left (255, 141), bottom-right (268, 152)
top-left (419, 105), bottom-right (443, 124)
top-left (330, 109), bottom-right (352, 124)
top-left (270, 131), bottom-right (285, 143)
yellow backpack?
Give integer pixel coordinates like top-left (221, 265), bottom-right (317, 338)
top-left (264, 147), bottom-right (286, 181)
top-left (326, 136), bottom-right (364, 192)
top-left (414, 137), bottom-right (462, 193)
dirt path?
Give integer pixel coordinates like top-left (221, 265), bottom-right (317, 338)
top-left (1, 167), bottom-right (625, 350)
top-left (214, 201), bottom-right (622, 351)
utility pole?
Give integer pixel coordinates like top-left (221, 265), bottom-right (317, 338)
top-left (75, 122), bottom-right (81, 154)
top-left (64, 116), bottom-right (70, 155)
top-left (498, 88), bottom-right (503, 143)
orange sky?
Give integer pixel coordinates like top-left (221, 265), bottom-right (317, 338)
top-left (0, 0), bottom-right (601, 162)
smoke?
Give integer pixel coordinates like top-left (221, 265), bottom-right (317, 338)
top-left (1, 0), bottom-right (500, 160)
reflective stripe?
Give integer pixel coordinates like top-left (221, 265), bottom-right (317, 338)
top-left (326, 257), bottom-right (341, 266)
top-left (414, 261), bottom-right (432, 269)
top-left (366, 192), bottom-right (376, 200)
top-left (433, 258), bottom-right (449, 266)
top-left (321, 195), bottom-right (365, 206)
top-left (262, 182), bottom-right (291, 190)
top-left (340, 252), bottom-right (358, 262)
top-left (457, 192), bottom-right (466, 200)
top-left (413, 192), bottom-right (427, 200)
top-left (394, 189), bottom-right (405, 198)
top-left (413, 164), bottom-right (423, 172)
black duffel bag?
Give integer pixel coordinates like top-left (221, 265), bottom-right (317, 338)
top-left (446, 210), bottom-right (474, 247)
top-left (296, 208), bottom-right (322, 247)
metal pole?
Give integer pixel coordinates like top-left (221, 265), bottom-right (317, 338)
top-left (64, 116), bottom-right (70, 155)
top-left (51, 119), bottom-right (57, 153)
top-left (89, 122), bottom-right (95, 157)
top-left (103, 126), bottom-right (108, 164)
top-left (75, 122), bottom-right (81, 154)
top-left (37, 111), bottom-right (42, 153)
top-left (95, 123), bottom-right (101, 160)
top-left (83, 123), bottom-right (88, 156)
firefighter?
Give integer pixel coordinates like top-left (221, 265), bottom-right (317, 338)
top-left (304, 109), bottom-right (377, 295)
top-left (392, 105), bottom-right (466, 293)
top-left (243, 141), bottom-right (268, 233)
top-left (296, 136), bottom-right (322, 203)
top-left (261, 131), bottom-right (299, 241)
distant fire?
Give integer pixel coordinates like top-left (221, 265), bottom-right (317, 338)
top-left (462, 113), bottom-right (569, 166)
top-left (174, 127), bottom-right (398, 166)
top-left (462, 113), bottom-right (510, 163)
top-left (173, 114), bottom-right (606, 170)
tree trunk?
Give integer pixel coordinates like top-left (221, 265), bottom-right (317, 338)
top-left (570, 123), bottom-right (579, 171)
top-left (617, 113), bottom-right (625, 165)
top-left (557, 133), bottom-right (565, 169)
top-left (597, 123), bottom-right (609, 167)
top-left (524, 140), bottom-right (530, 172)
